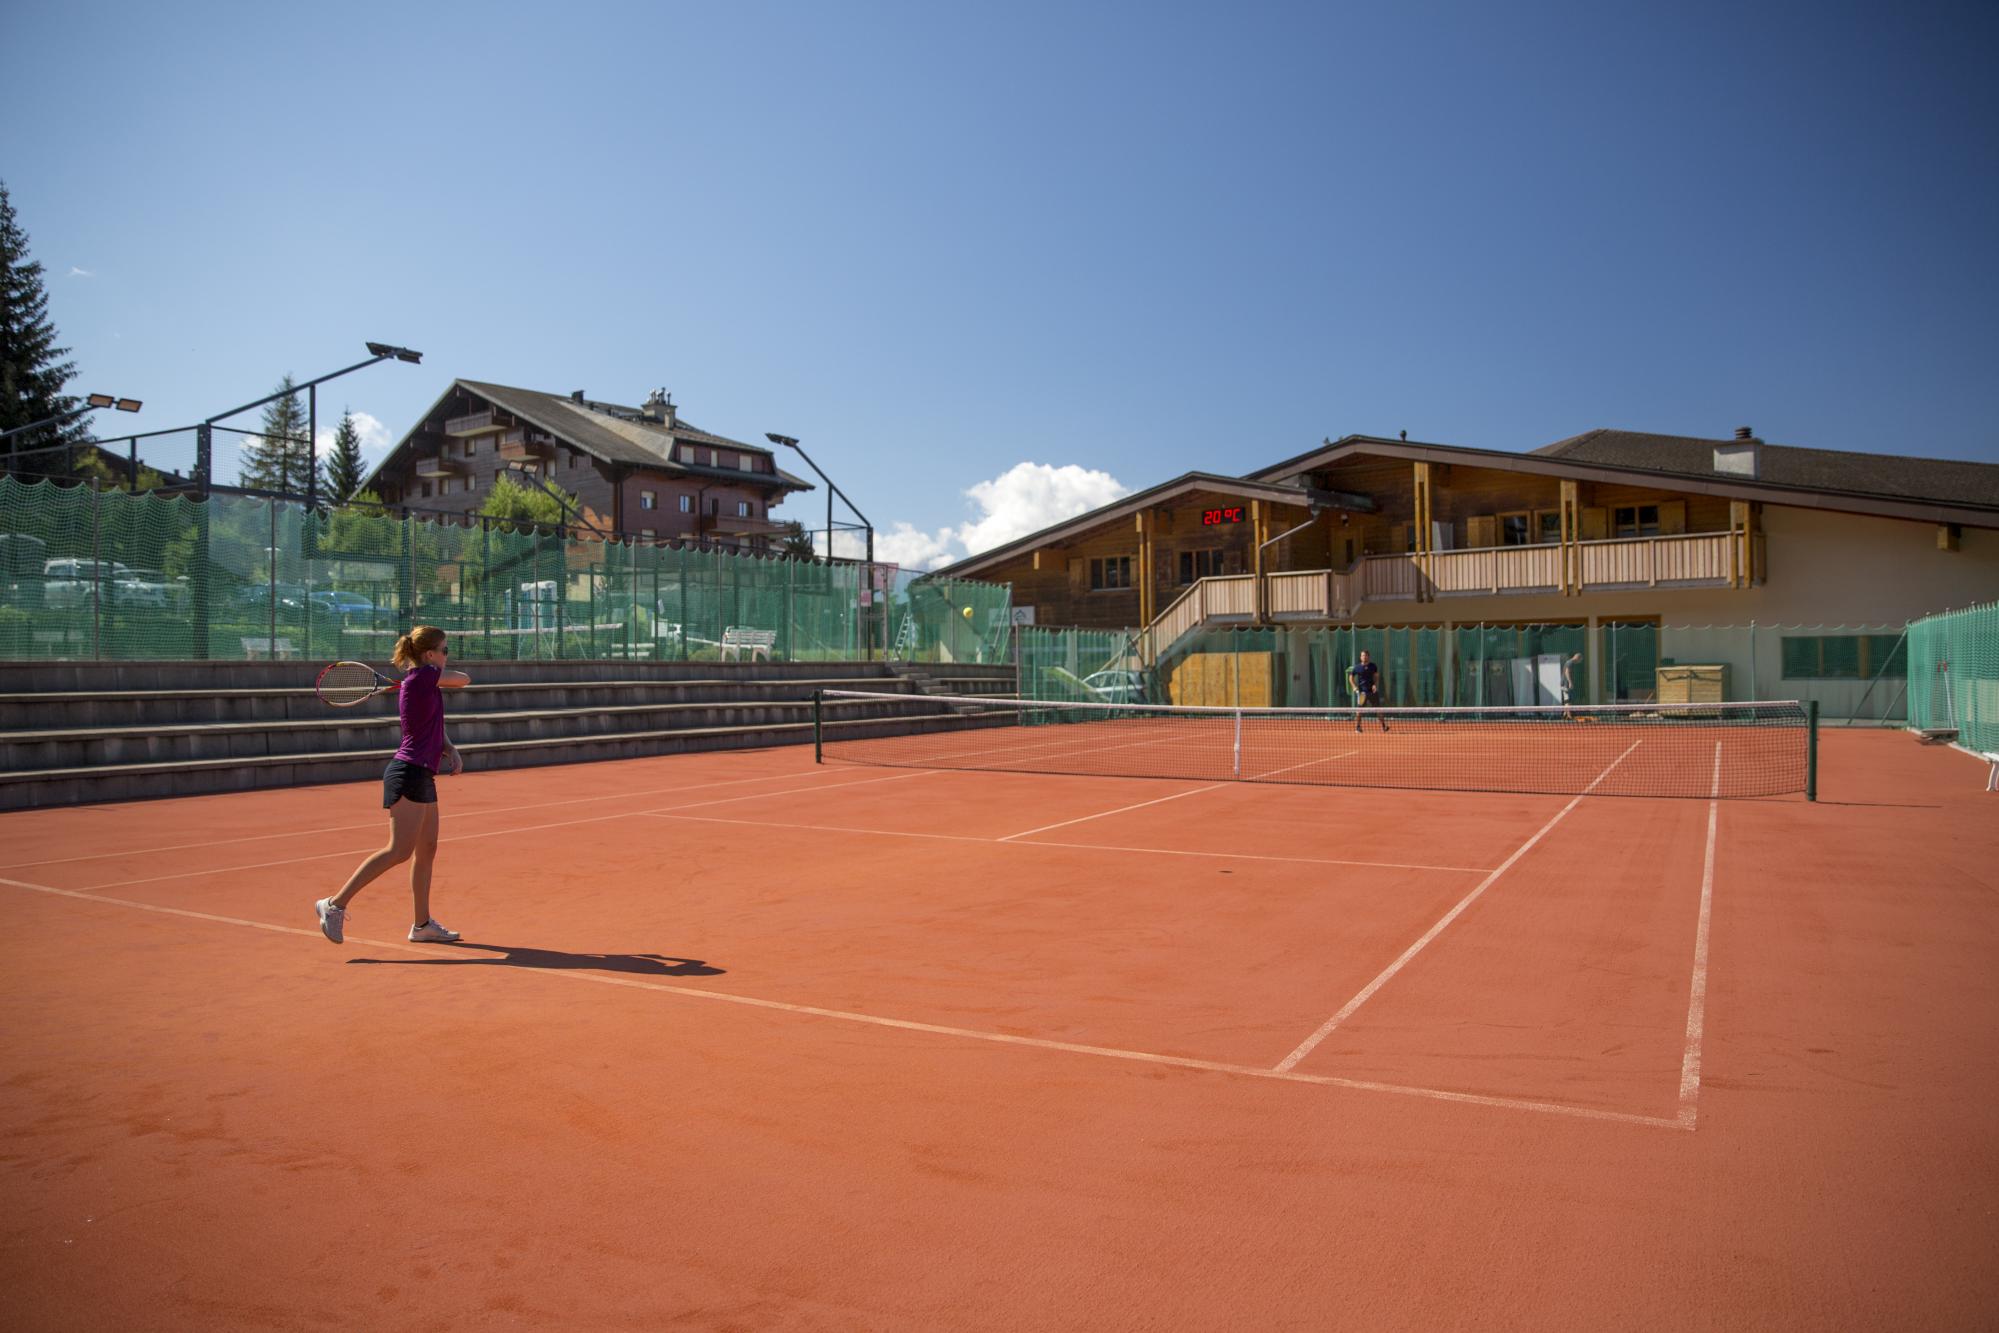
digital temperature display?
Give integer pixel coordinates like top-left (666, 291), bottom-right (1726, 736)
top-left (1201, 506), bottom-right (1246, 526)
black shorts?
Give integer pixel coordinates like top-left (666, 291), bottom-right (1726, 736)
top-left (1356, 689), bottom-right (1383, 708)
top-left (382, 759), bottom-right (438, 808)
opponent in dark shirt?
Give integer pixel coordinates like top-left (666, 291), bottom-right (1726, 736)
top-left (1347, 650), bottom-right (1389, 733)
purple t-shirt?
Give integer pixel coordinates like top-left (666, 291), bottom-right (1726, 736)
top-left (394, 664), bottom-right (446, 770)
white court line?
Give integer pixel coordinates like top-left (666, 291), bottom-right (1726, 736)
top-left (640, 810), bottom-right (1490, 874)
top-left (0, 872), bottom-right (1684, 1132)
top-left (1241, 747), bottom-right (1361, 782)
top-left (1676, 742), bottom-right (1723, 1128)
top-left (59, 770), bottom-right (934, 894)
top-left (0, 762), bottom-right (854, 872)
top-left (999, 783), bottom-right (1231, 841)
top-left (1272, 738), bottom-right (1645, 1074)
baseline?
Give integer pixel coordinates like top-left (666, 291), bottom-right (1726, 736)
top-left (0, 872), bottom-right (1684, 1132)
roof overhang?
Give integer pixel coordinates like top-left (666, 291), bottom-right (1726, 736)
top-left (1251, 435), bottom-right (1999, 531)
top-left (931, 471), bottom-right (1372, 579)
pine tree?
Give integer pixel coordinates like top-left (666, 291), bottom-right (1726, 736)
top-left (0, 180), bottom-right (89, 477)
top-left (323, 410), bottom-right (367, 504)
top-left (238, 375), bottom-right (319, 496)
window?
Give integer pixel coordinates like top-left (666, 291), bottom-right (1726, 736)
top-left (1613, 504), bottom-right (1661, 537)
top-left (641, 491), bottom-right (657, 511)
top-left (1089, 556), bottom-right (1133, 590)
top-left (1780, 634), bottom-right (1907, 680)
top-left (1500, 512), bottom-right (1531, 546)
top-left (678, 494), bottom-right (692, 513)
top-left (1178, 549), bottom-right (1224, 584)
top-left (736, 500), bottom-right (751, 517)
top-left (737, 453), bottom-right (749, 470)
top-left (439, 478), bottom-right (451, 496)
top-left (421, 482), bottom-right (432, 499)
top-left (569, 449), bottom-right (581, 469)
top-left (640, 528), bottom-right (656, 541)
top-left (708, 449), bottom-right (719, 466)
top-left (707, 498), bottom-right (719, 515)
top-left (1538, 511), bottom-right (1563, 544)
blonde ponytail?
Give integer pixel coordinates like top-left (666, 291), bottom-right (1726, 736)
top-left (392, 625), bottom-right (446, 670)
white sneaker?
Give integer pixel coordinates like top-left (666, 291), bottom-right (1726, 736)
top-left (409, 919), bottom-right (461, 943)
top-left (315, 898), bottom-right (345, 944)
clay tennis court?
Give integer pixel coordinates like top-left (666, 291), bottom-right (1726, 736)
top-left (2, 729), bottom-right (1995, 1328)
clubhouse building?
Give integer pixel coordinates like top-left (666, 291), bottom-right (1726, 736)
top-left (935, 427), bottom-right (1999, 704)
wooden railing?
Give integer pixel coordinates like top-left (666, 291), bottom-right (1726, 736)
top-left (1131, 533), bottom-right (1743, 664)
top-left (497, 427), bottom-right (554, 460)
top-left (414, 454), bottom-right (470, 478)
top-left (444, 409), bottom-right (508, 437)
top-left (1577, 532), bottom-right (1733, 588)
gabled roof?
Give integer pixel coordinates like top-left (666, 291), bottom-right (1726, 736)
top-left (1247, 432), bottom-right (1999, 527)
top-left (931, 472), bottom-right (1331, 579)
top-left (364, 379), bottom-right (814, 492)
top-left (1533, 429), bottom-right (1999, 510)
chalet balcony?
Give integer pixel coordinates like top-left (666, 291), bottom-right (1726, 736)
top-left (497, 427), bottom-right (554, 461)
top-left (700, 513), bottom-right (788, 538)
top-left (414, 453), bottom-right (471, 479)
top-left (1134, 532), bottom-right (1751, 663)
top-left (444, 409), bottom-right (510, 437)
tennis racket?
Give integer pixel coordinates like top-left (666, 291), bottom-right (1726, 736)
top-left (314, 661), bottom-right (401, 708)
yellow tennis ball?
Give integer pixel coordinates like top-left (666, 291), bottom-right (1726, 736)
top-left (962, 605), bottom-right (974, 619)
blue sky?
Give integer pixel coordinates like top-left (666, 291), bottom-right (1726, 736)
top-left (8, 0), bottom-right (1996, 567)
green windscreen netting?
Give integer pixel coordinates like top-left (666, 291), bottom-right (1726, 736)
top-left (887, 573), bottom-right (1013, 665)
top-left (1907, 600), bottom-right (1998, 754)
top-left (0, 476), bottom-right (937, 662)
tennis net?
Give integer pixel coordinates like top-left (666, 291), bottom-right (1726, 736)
top-left (814, 690), bottom-right (1818, 799)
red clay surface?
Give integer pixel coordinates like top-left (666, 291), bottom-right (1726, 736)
top-left (1, 730), bottom-right (1994, 1328)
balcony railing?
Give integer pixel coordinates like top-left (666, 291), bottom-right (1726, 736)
top-left (497, 427), bottom-right (554, 460)
top-left (444, 409), bottom-right (509, 437)
top-left (414, 453), bottom-right (471, 479)
top-left (1132, 532), bottom-right (1745, 664)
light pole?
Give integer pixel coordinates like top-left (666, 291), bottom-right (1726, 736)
top-left (196, 342), bottom-right (422, 503)
top-left (191, 342), bottom-right (422, 659)
top-left (767, 432), bottom-right (877, 657)
top-left (1, 395), bottom-right (141, 476)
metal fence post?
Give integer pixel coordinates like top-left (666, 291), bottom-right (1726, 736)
top-left (91, 480), bottom-right (102, 658)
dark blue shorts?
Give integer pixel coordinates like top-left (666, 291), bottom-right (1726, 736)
top-left (382, 759), bottom-right (438, 808)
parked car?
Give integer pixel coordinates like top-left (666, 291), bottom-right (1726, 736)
top-left (1, 533), bottom-right (48, 609)
top-left (114, 566), bottom-right (174, 610)
top-left (43, 558), bottom-right (144, 609)
top-left (1084, 669), bottom-right (1151, 704)
top-left (230, 581), bottom-right (310, 613)
top-left (309, 590), bottom-right (376, 619)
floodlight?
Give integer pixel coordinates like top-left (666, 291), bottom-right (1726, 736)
top-left (365, 342), bottom-right (424, 363)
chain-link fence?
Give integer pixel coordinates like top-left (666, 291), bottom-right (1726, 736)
top-left (886, 572), bottom-right (1013, 665)
top-left (1907, 600), bottom-right (1997, 754)
top-left (0, 476), bottom-right (916, 662)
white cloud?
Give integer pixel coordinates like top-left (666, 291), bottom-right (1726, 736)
top-left (314, 411), bottom-right (393, 463)
top-left (820, 461), bottom-right (1131, 572)
top-left (67, 266), bottom-right (95, 278)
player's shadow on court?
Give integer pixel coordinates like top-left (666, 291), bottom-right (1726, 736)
top-left (349, 944), bottom-right (724, 977)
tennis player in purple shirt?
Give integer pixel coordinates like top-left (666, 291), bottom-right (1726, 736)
top-left (315, 625), bottom-right (471, 945)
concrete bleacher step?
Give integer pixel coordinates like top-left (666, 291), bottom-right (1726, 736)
top-left (0, 660), bottom-right (1020, 811)
top-left (0, 710), bottom-right (1014, 810)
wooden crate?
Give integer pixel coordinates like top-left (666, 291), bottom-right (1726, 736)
top-left (1655, 663), bottom-right (1729, 705)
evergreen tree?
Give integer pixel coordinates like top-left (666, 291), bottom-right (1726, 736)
top-left (323, 410), bottom-right (367, 504)
top-left (778, 520), bottom-right (817, 561)
top-left (0, 180), bottom-right (88, 477)
top-left (238, 375), bottom-right (319, 496)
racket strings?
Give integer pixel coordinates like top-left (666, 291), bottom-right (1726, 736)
top-left (318, 663), bottom-right (385, 706)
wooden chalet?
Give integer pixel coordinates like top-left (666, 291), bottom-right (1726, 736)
top-left (366, 381), bottom-right (813, 550)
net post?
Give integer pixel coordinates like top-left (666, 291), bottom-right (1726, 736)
top-left (1806, 699), bottom-right (1819, 801)
top-left (813, 688), bottom-right (824, 764)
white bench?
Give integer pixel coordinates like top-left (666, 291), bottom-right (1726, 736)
top-left (241, 636), bottom-right (299, 660)
top-left (720, 627), bottom-right (777, 662)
